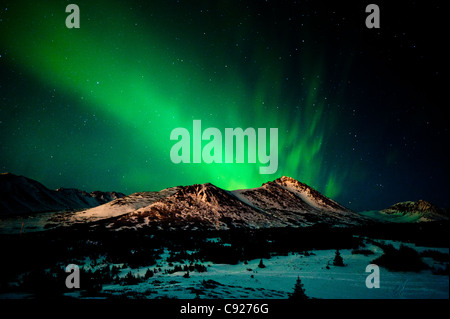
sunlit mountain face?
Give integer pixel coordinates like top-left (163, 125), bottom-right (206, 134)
top-left (0, 0), bottom-right (447, 213)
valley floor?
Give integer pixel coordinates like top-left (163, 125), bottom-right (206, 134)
top-left (61, 240), bottom-right (449, 299)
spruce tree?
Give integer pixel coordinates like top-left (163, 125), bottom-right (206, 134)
top-left (333, 249), bottom-right (345, 266)
top-left (258, 259), bottom-right (266, 268)
top-left (144, 268), bottom-right (154, 279)
top-left (289, 276), bottom-right (308, 300)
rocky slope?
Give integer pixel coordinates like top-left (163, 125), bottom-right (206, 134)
top-left (106, 176), bottom-right (366, 230)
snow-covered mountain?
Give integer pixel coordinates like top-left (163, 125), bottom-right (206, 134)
top-left (0, 173), bottom-right (124, 216)
top-left (104, 176), bottom-right (366, 230)
top-left (0, 173), bottom-right (370, 231)
top-left (65, 187), bottom-right (182, 225)
top-left (380, 200), bottom-right (448, 222)
top-left (232, 176), bottom-right (359, 226)
top-left (359, 200), bottom-right (448, 223)
top-left (109, 183), bottom-right (277, 230)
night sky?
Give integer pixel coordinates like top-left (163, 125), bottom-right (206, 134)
top-left (0, 0), bottom-right (447, 211)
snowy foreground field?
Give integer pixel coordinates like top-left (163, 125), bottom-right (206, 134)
top-left (63, 240), bottom-right (448, 300)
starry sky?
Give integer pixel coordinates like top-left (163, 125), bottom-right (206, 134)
top-left (0, 0), bottom-right (447, 211)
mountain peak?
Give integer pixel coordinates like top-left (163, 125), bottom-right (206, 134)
top-left (263, 176), bottom-right (352, 213)
top-left (277, 176), bottom-right (299, 183)
top-left (268, 176), bottom-right (310, 188)
top-left (270, 176), bottom-right (315, 193)
top-left (415, 199), bottom-right (440, 212)
top-left (173, 182), bottom-right (232, 206)
top-left (177, 182), bottom-right (219, 193)
top-left (382, 200), bottom-right (445, 215)
top-left (377, 200), bottom-right (448, 222)
top-left (0, 173), bottom-right (124, 216)
top-left (261, 176), bottom-right (299, 188)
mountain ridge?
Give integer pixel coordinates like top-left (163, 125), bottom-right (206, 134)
top-left (4, 173), bottom-right (445, 233)
top-left (0, 172), bottom-right (125, 216)
top-left (358, 200), bottom-right (448, 223)
top-left (102, 177), bottom-right (365, 230)
top-left (380, 200), bottom-right (448, 222)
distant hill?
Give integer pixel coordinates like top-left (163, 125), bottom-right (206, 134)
top-left (359, 200), bottom-right (448, 223)
top-left (0, 173), bottom-right (124, 216)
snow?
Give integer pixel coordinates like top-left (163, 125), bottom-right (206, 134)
top-left (71, 240), bottom-right (449, 299)
top-left (231, 189), bottom-right (262, 210)
top-left (278, 183), bottom-right (327, 211)
top-left (72, 198), bottom-right (143, 222)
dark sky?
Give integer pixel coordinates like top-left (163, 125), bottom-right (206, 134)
top-left (0, 0), bottom-right (448, 211)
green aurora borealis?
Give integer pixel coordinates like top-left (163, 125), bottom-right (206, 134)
top-left (0, 1), bottom-right (448, 210)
